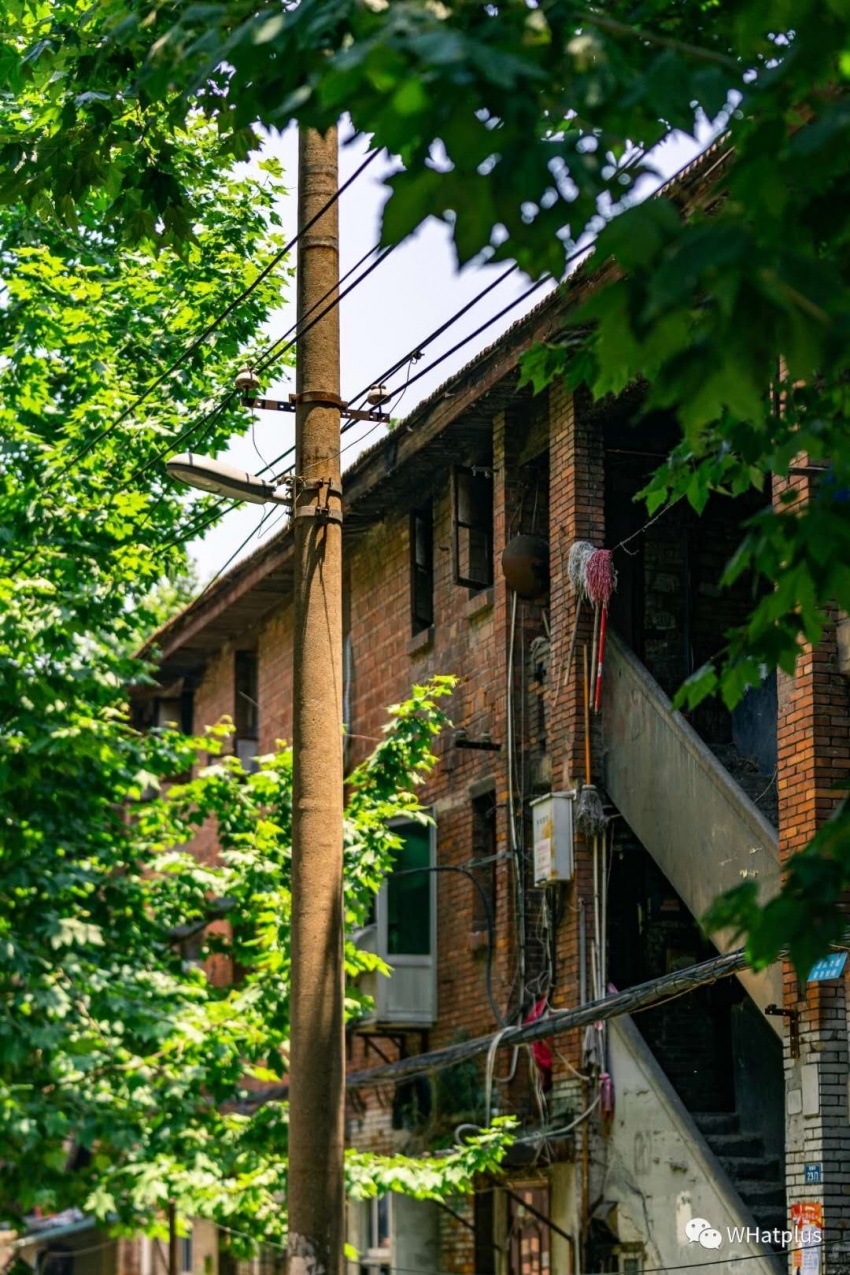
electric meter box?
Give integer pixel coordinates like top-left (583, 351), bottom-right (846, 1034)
top-left (531, 792), bottom-right (576, 886)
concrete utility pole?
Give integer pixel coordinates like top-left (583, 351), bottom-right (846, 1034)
top-left (287, 124), bottom-right (345, 1275)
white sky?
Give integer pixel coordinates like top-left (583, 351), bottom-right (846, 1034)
top-left (190, 124), bottom-right (710, 581)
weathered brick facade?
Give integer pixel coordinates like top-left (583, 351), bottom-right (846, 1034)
top-left (141, 297), bottom-right (849, 1275)
top-left (774, 472), bottom-right (850, 1274)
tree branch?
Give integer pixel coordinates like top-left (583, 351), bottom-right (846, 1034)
top-left (579, 11), bottom-right (741, 71)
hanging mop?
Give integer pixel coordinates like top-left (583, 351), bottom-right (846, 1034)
top-left (563, 540), bottom-right (595, 690)
top-left (575, 645), bottom-right (607, 837)
top-left (585, 548), bottom-right (617, 713)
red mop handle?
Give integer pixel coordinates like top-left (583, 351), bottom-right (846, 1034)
top-left (594, 606), bottom-right (608, 712)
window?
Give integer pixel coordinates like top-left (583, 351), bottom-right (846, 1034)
top-left (353, 817), bottom-right (437, 1026)
top-left (386, 821), bottom-right (432, 956)
top-left (474, 1190), bottom-right (498, 1275)
top-left (234, 650), bottom-right (259, 770)
top-left (179, 1231), bottom-right (193, 1275)
top-left (453, 466), bottom-right (493, 590)
top-left (471, 790), bottom-right (497, 934)
top-left (410, 505), bottom-right (434, 634)
top-left (155, 687), bottom-right (194, 734)
top-left (508, 1187), bottom-right (551, 1275)
top-left (359, 1196), bottom-right (391, 1275)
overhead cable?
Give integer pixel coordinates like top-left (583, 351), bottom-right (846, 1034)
top-left (344, 947), bottom-right (749, 1090)
top-left (46, 150), bottom-right (380, 485)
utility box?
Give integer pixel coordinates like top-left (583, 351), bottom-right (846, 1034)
top-left (531, 792), bottom-right (576, 886)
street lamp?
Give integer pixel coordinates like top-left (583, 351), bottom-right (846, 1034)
top-left (165, 453), bottom-right (289, 505)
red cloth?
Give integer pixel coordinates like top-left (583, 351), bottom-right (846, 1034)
top-left (525, 997), bottom-right (553, 1079)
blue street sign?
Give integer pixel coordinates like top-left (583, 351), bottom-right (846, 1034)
top-left (804, 1163), bottom-right (823, 1185)
top-left (808, 952), bottom-right (848, 982)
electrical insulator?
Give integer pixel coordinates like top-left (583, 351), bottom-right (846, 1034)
top-left (367, 384), bottom-right (390, 407)
top-left (235, 365), bottom-right (260, 393)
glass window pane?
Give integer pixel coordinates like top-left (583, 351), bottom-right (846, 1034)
top-left (387, 823), bottom-right (431, 956)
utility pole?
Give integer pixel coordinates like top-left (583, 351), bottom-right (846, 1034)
top-left (287, 124), bottom-right (345, 1275)
top-left (168, 1202), bottom-right (178, 1275)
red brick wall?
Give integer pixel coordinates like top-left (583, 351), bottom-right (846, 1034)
top-left (774, 470), bottom-right (850, 1265)
top-left (547, 386), bottom-right (605, 1080)
top-left (170, 386), bottom-right (622, 1271)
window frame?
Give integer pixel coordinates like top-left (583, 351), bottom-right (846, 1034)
top-left (377, 815), bottom-right (436, 963)
top-left (359, 1196), bottom-right (391, 1275)
top-left (452, 465), bottom-right (494, 591)
top-left (471, 788), bottom-right (497, 935)
top-left (410, 504), bottom-right (435, 635)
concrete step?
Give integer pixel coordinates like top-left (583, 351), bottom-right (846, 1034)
top-left (701, 1132), bottom-right (763, 1158)
top-left (693, 1111), bottom-right (739, 1136)
top-left (749, 1207), bottom-right (789, 1245)
top-left (738, 1180), bottom-right (786, 1209)
top-left (718, 1155), bottom-right (782, 1181)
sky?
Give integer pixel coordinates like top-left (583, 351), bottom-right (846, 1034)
top-left (189, 123), bottom-right (711, 581)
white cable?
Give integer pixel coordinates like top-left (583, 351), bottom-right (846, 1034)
top-left (511, 1093), bottom-right (601, 1144)
top-left (484, 1026), bottom-right (510, 1123)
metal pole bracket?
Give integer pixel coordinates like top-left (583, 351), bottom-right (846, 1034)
top-left (293, 477), bottom-right (343, 526)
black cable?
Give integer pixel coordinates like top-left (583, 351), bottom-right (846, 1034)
top-left (380, 274), bottom-right (552, 401)
top-left (195, 505), bottom-right (278, 598)
top-left (4, 241), bottom-right (395, 581)
top-left (345, 947), bottom-right (750, 1090)
top-left (255, 240), bottom-right (383, 374)
top-left (124, 240), bottom-right (399, 494)
top-left (391, 862), bottom-right (507, 1028)
top-left (346, 263), bottom-right (520, 410)
top-left (46, 150), bottom-right (381, 485)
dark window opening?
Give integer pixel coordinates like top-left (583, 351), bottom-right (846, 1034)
top-left (235, 649), bottom-right (259, 770)
top-left (235, 650), bottom-right (259, 739)
top-left (474, 1190), bottom-right (497, 1275)
top-left (154, 687), bottom-right (194, 736)
top-left (387, 821), bottom-right (432, 956)
top-left (453, 466), bottom-right (493, 591)
top-left (410, 505), bottom-right (434, 634)
top-left (471, 790), bottom-right (497, 933)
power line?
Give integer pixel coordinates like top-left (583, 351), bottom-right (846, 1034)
top-left (255, 240), bottom-right (385, 376)
top-left (116, 240), bottom-right (399, 496)
top-left (377, 274), bottom-right (552, 402)
top-left (193, 505), bottom-right (279, 599)
top-left (3, 237), bottom-right (395, 581)
top-left (45, 150), bottom-right (380, 487)
top-left (343, 947), bottom-right (749, 1091)
top-left (346, 262), bottom-right (522, 411)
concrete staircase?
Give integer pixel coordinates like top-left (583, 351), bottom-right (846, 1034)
top-left (707, 742), bottom-right (778, 831)
top-left (600, 631), bottom-right (783, 1027)
top-left (694, 1112), bottom-right (786, 1240)
top-left (608, 1016), bottom-right (783, 1275)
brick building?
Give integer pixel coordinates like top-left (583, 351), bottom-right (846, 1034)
top-left (136, 167), bottom-right (850, 1275)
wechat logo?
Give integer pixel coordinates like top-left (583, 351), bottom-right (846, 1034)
top-left (686, 1218), bottom-right (723, 1250)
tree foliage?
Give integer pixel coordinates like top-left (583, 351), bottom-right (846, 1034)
top-left (1, 668), bottom-right (512, 1232)
top-left (3, 0), bottom-right (850, 1167)
top-left (0, 102), bottom-right (514, 1232)
top-left (9, 0), bottom-right (839, 972)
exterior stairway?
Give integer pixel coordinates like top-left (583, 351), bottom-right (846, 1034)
top-left (600, 631), bottom-right (783, 1029)
top-left (694, 1112), bottom-right (786, 1239)
top-left (607, 1016), bottom-right (783, 1275)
